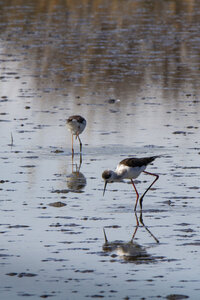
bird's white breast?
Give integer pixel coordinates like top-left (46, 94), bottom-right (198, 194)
top-left (115, 164), bottom-right (146, 179)
top-left (67, 119), bottom-right (86, 135)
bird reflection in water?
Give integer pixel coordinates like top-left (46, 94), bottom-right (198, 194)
top-left (66, 153), bottom-right (86, 193)
top-left (102, 212), bottom-right (159, 263)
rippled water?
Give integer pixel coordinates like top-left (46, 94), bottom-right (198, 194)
top-left (0, 1), bottom-right (200, 299)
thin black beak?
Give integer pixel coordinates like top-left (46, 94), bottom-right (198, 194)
top-left (103, 228), bottom-right (108, 243)
top-left (103, 181), bottom-right (107, 196)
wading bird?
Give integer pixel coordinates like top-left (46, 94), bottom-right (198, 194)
top-left (102, 156), bottom-right (159, 211)
top-left (67, 115), bottom-right (86, 155)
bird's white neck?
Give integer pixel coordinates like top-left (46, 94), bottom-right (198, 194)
top-left (110, 170), bottom-right (124, 182)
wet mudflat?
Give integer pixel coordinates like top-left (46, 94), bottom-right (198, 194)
top-left (0, 1), bottom-right (200, 299)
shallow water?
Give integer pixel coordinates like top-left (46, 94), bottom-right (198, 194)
top-left (0, 1), bottom-right (200, 299)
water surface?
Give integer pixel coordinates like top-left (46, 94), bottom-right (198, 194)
top-left (0, 1), bottom-right (200, 299)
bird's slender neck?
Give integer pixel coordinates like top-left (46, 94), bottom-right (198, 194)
top-left (110, 170), bottom-right (123, 181)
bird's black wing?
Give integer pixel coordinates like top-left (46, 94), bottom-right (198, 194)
top-left (119, 156), bottom-right (158, 168)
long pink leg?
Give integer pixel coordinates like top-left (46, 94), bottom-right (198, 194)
top-left (139, 171), bottom-right (159, 210)
top-left (131, 179), bottom-right (139, 211)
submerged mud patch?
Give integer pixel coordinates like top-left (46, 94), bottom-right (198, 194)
top-left (6, 272), bottom-right (38, 278)
top-left (48, 201), bottom-right (67, 208)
